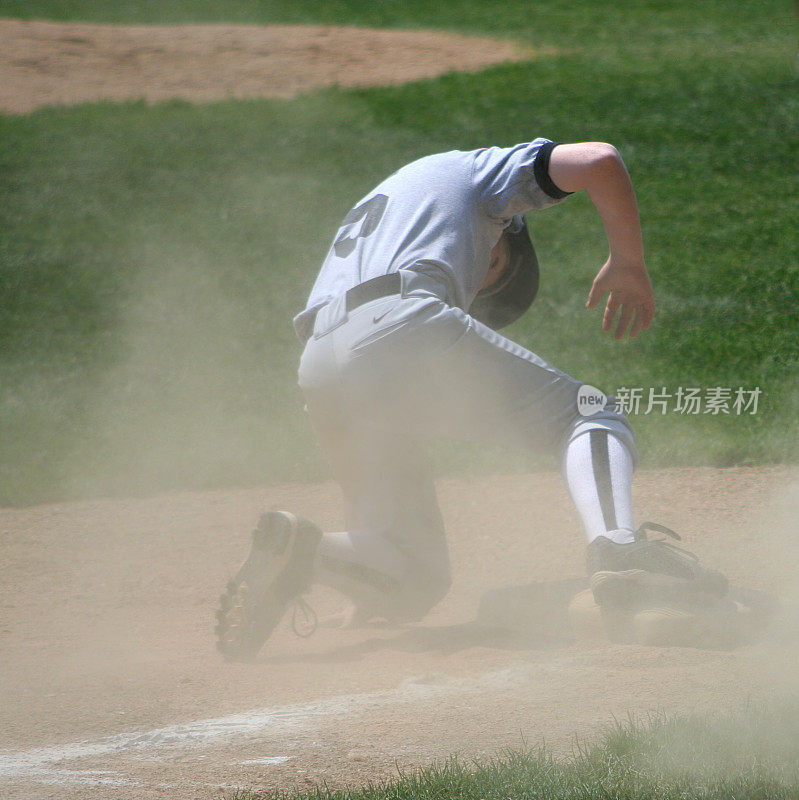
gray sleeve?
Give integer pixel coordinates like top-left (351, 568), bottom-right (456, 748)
top-left (471, 138), bottom-right (572, 219)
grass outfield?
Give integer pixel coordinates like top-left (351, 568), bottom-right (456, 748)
top-left (1, 0), bottom-right (795, 49)
top-left (230, 704), bottom-right (799, 800)
top-left (1, 1), bottom-right (797, 504)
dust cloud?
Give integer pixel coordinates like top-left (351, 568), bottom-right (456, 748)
top-left (59, 227), bottom-right (310, 501)
top-left (753, 480), bottom-right (799, 694)
top-left (1, 18), bottom-right (797, 800)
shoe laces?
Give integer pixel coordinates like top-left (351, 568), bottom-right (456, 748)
top-left (634, 521), bottom-right (700, 562)
top-left (290, 596), bottom-right (318, 638)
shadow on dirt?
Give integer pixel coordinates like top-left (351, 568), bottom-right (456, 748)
top-left (262, 576), bottom-right (782, 664)
top-left (263, 619), bottom-right (571, 664)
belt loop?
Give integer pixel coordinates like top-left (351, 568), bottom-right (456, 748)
top-left (311, 292), bottom-right (349, 341)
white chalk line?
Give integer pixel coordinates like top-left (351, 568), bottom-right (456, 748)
top-left (0, 665), bottom-right (532, 788)
top-left (13, 766), bottom-right (275, 792)
top-left (13, 766), bottom-right (282, 791)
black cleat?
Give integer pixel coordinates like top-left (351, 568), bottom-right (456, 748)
top-left (215, 511), bottom-right (322, 661)
top-left (587, 522), bottom-right (728, 607)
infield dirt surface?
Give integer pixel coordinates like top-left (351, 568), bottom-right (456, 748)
top-left (1, 18), bottom-right (797, 800)
top-left (2, 466), bottom-right (798, 799)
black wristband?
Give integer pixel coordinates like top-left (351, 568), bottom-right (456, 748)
top-left (533, 141), bottom-right (572, 200)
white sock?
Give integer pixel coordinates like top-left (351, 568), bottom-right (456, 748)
top-left (563, 430), bottom-right (635, 544)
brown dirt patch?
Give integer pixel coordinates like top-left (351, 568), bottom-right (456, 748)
top-left (0, 18), bottom-right (540, 114)
top-left (1, 466), bottom-right (797, 799)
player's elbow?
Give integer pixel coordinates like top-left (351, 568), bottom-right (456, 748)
top-left (580, 142), bottom-right (628, 194)
top-left (584, 142), bottom-right (623, 171)
top-left (549, 142), bottom-right (624, 193)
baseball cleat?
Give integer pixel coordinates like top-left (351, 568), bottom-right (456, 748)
top-left (633, 596), bottom-right (744, 649)
top-left (590, 568), bottom-right (708, 609)
top-left (569, 585), bottom-right (756, 648)
top-left (215, 510), bottom-right (321, 662)
top-left (586, 522), bottom-right (728, 604)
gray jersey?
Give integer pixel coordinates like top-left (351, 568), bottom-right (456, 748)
top-left (294, 138), bottom-right (569, 342)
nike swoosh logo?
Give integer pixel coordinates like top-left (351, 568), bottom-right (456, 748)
top-left (372, 309), bottom-right (392, 323)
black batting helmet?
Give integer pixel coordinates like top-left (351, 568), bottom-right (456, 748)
top-left (469, 215), bottom-right (540, 330)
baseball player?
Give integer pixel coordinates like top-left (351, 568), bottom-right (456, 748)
top-left (216, 138), bottom-right (728, 660)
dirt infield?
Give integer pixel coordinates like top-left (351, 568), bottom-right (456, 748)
top-left (0, 19), bottom-right (541, 113)
top-left (1, 466), bottom-right (797, 799)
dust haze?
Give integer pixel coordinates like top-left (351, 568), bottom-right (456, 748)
top-left (1, 19), bottom-right (797, 800)
top-left (75, 232), bottom-right (303, 498)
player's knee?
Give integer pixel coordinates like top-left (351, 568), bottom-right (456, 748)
top-left (565, 404), bottom-right (638, 464)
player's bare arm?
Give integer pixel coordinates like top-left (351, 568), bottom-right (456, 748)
top-left (548, 142), bottom-right (655, 339)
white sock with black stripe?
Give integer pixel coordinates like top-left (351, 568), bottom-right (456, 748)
top-left (563, 429), bottom-right (635, 544)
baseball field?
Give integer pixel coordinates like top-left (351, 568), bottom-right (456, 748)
top-left (1, 1), bottom-right (798, 798)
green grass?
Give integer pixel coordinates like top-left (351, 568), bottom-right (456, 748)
top-left (0, 1), bottom-right (797, 504)
top-left (1, 0), bottom-right (795, 52)
top-left (230, 703), bottom-right (799, 800)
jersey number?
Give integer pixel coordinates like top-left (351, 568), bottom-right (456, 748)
top-left (333, 194), bottom-right (388, 258)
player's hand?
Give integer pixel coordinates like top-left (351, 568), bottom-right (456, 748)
top-left (586, 258), bottom-right (655, 339)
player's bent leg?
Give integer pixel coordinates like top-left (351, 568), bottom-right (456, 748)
top-left (300, 376), bottom-right (452, 625)
top-left (431, 316), bottom-right (638, 556)
top-left (423, 309), bottom-right (729, 609)
top-left (306, 428), bottom-right (452, 622)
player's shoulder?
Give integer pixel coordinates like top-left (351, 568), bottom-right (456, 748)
top-left (394, 148), bottom-right (474, 175)
top-left (471, 138), bottom-right (554, 167)
top-left (401, 139), bottom-right (553, 179)
top-left (375, 149), bottom-right (475, 195)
